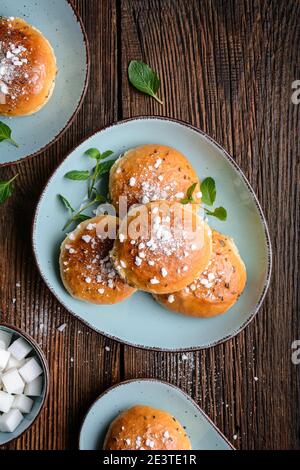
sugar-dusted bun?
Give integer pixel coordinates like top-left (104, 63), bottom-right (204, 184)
top-left (0, 17), bottom-right (57, 116)
top-left (109, 144), bottom-right (201, 213)
top-left (154, 230), bottom-right (247, 317)
top-left (60, 215), bottom-right (136, 304)
top-left (111, 201), bottom-right (212, 294)
top-left (103, 405), bottom-right (192, 450)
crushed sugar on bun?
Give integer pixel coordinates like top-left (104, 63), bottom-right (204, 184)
top-left (0, 17), bottom-right (57, 116)
top-left (154, 230), bottom-right (247, 317)
top-left (103, 405), bottom-right (192, 450)
top-left (109, 144), bottom-right (202, 213)
top-left (111, 201), bottom-right (212, 294)
top-left (60, 215), bottom-right (136, 304)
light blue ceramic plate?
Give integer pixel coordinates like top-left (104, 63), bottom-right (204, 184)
top-left (79, 379), bottom-right (234, 450)
top-left (32, 117), bottom-right (272, 351)
top-left (0, 324), bottom-right (49, 446)
top-left (0, 0), bottom-right (89, 166)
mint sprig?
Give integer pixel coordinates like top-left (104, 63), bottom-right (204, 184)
top-left (181, 178), bottom-right (227, 221)
top-left (59, 193), bottom-right (106, 231)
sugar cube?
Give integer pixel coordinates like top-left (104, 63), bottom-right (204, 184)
top-left (0, 408), bottom-right (23, 433)
top-left (8, 337), bottom-right (32, 360)
top-left (12, 394), bottom-right (33, 414)
top-left (0, 331), bottom-right (12, 350)
top-left (24, 376), bottom-right (42, 396)
top-left (5, 355), bottom-right (25, 371)
top-left (0, 391), bottom-right (14, 413)
top-left (2, 368), bottom-right (25, 394)
top-left (0, 349), bottom-right (10, 371)
top-left (18, 357), bottom-right (43, 383)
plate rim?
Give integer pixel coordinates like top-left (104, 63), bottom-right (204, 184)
top-left (0, 0), bottom-right (90, 168)
top-left (32, 115), bottom-right (273, 352)
top-left (78, 377), bottom-right (235, 450)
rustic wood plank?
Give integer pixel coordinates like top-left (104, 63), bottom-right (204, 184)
top-left (0, 0), bottom-right (120, 450)
top-left (121, 0), bottom-right (300, 450)
top-left (0, 0), bottom-right (299, 451)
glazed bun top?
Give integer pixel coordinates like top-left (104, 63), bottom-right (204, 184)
top-left (112, 201), bottom-right (212, 294)
top-left (109, 144), bottom-right (201, 213)
top-left (0, 17), bottom-right (57, 116)
top-left (103, 405), bottom-right (192, 450)
top-left (60, 215), bottom-right (136, 305)
top-left (154, 230), bottom-right (247, 317)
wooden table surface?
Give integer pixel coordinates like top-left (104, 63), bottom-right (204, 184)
top-left (0, 0), bottom-right (299, 450)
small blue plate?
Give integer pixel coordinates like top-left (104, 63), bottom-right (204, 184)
top-left (32, 117), bottom-right (272, 351)
top-left (0, 323), bottom-right (49, 446)
top-left (79, 379), bottom-right (234, 450)
top-left (0, 0), bottom-right (89, 166)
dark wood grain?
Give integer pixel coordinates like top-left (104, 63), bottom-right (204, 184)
top-left (120, 0), bottom-right (300, 450)
top-left (0, 0), bottom-right (121, 450)
top-left (0, 0), bottom-right (299, 450)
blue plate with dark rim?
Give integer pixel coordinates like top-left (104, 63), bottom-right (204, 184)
top-left (32, 117), bottom-right (272, 351)
top-left (79, 379), bottom-right (234, 450)
top-left (0, 0), bottom-right (89, 166)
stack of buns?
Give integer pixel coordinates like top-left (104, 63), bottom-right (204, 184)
top-left (60, 144), bottom-right (246, 316)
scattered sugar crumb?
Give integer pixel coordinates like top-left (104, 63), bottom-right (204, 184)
top-left (57, 323), bottom-right (67, 332)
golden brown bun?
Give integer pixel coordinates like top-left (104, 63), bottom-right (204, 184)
top-left (111, 201), bottom-right (212, 294)
top-left (109, 144), bottom-right (201, 213)
top-left (154, 230), bottom-right (247, 317)
top-left (0, 17), bottom-right (57, 116)
top-left (103, 405), bottom-right (192, 450)
top-left (60, 215), bottom-right (136, 304)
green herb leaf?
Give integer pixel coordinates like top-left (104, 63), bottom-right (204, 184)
top-left (85, 148), bottom-right (101, 160)
top-left (180, 198), bottom-right (191, 205)
top-left (128, 60), bottom-right (163, 105)
top-left (98, 159), bottom-right (117, 176)
top-left (186, 182), bottom-right (197, 200)
top-left (205, 206), bottom-right (227, 221)
top-left (62, 194), bottom-right (107, 231)
top-left (64, 170), bottom-right (90, 181)
top-left (100, 150), bottom-right (114, 160)
top-left (0, 174), bottom-right (18, 204)
top-left (200, 177), bottom-right (216, 206)
top-left (94, 194), bottom-right (106, 203)
top-left (72, 213), bottom-right (90, 223)
top-left (0, 121), bottom-right (18, 147)
top-left (58, 194), bottom-right (74, 212)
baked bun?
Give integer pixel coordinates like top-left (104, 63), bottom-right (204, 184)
top-left (0, 17), bottom-right (57, 116)
top-left (109, 144), bottom-right (201, 213)
top-left (111, 201), bottom-right (212, 294)
top-left (154, 230), bottom-right (246, 317)
top-left (60, 215), bottom-right (136, 304)
top-left (103, 405), bottom-right (192, 450)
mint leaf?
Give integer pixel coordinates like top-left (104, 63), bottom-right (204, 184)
top-left (58, 194), bottom-right (74, 212)
top-left (180, 198), bottom-right (191, 205)
top-left (128, 60), bottom-right (163, 105)
top-left (0, 174), bottom-right (18, 204)
top-left (0, 121), bottom-right (18, 147)
top-left (205, 206), bottom-right (227, 221)
top-left (85, 148), bottom-right (101, 159)
top-left (100, 150), bottom-right (114, 160)
top-left (98, 159), bottom-right (117, 176)
top-left (186, 182), bottom-right (197, 200)
top-left (64, 170), bottom-right (90, 181)
top-left (72, 213), bottom-right (90, 223)
top-left (201, 177), bottom-right (216, 206)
